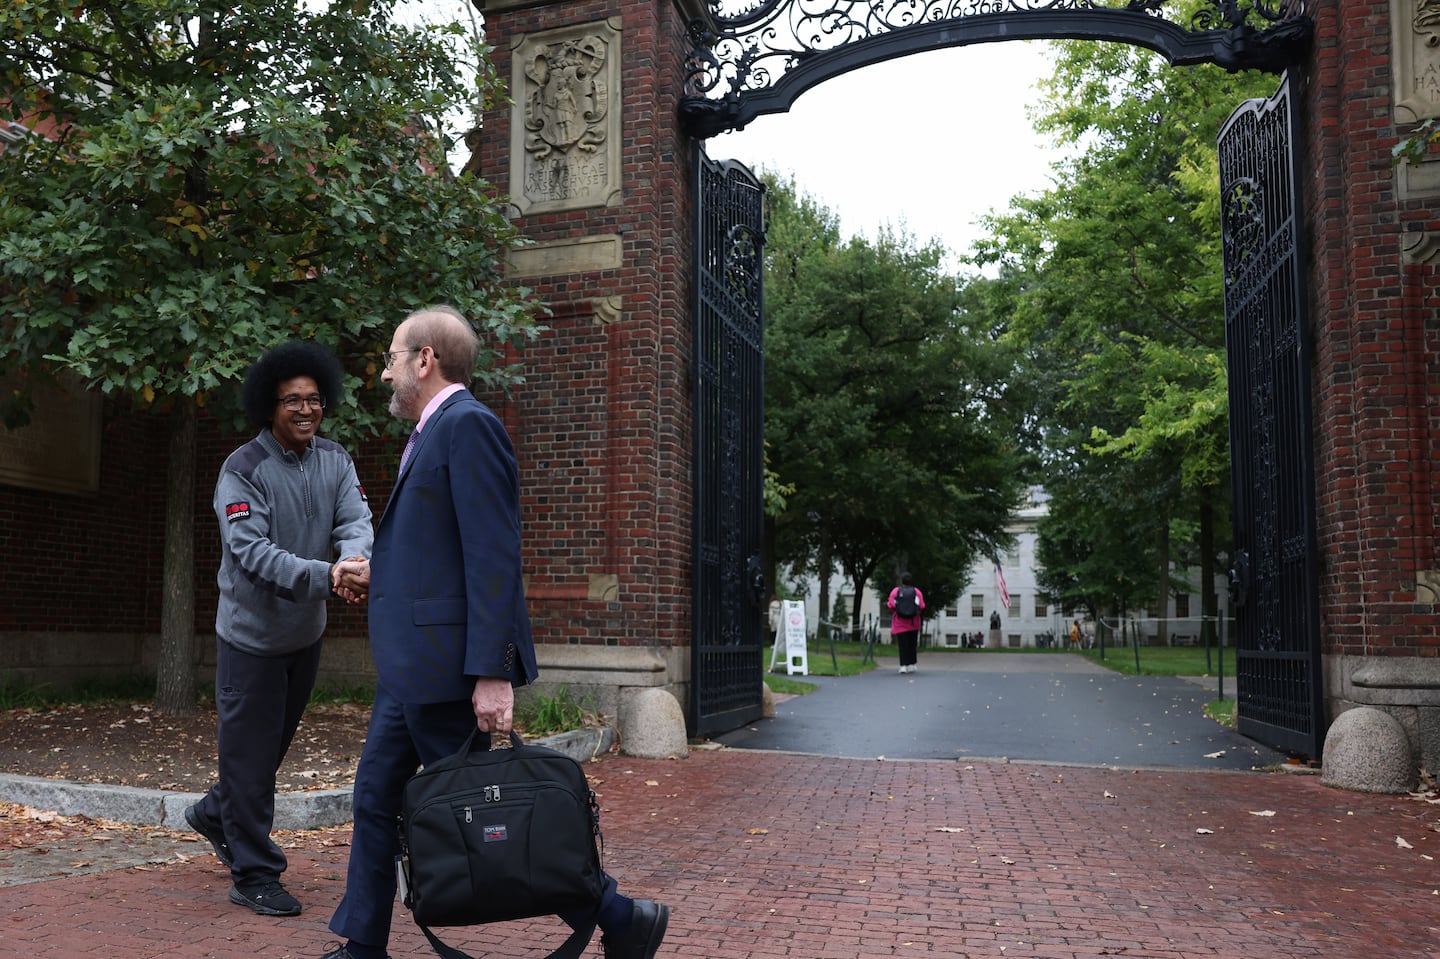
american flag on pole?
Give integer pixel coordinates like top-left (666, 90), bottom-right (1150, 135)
top-left (994, 561), bottom-right (1011, 610)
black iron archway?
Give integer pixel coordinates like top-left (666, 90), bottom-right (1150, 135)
top-left (685, 0), bottom-right (1322, 754)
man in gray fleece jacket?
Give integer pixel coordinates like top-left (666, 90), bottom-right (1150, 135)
top-left (185, 340), bottom-right (373, 919)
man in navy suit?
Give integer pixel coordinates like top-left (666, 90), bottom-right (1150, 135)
top-left (324, 305), bottom-right (668, 959)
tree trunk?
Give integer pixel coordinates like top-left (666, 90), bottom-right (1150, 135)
top-left (762, 514), bottom-right (776, 607)
top-left (1199, 486), bottom-right (1216, 644)
top-left (1156, 520), bottom-right (1170, 647)
top-left (817, 534), bottom-right (832, 629)
top-left (155, 400), bottom-right (198, 715)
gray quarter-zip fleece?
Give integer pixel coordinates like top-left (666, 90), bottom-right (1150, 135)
top-left (213, 429), bottom-right (373, 656)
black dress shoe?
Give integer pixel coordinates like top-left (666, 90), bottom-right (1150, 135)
top-left (602, 898), bottom-right (669, 959)
top-left (318, 945), bottom-right (390, 959)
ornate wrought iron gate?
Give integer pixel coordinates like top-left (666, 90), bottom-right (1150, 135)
top-left (1219, 76), bottom-right (1325, 759)
top-left (690, 145), bottom-right (767, 737)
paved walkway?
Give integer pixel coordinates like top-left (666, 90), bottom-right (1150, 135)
top-left (721, 650), bottom-right (1283, 770)
top-left (4, 654), bottom-right (1439, 958)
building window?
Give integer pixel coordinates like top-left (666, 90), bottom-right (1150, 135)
top-left (0, 122), bottom-right (30, 146)
top-left (945, 633), bottom-right (959, 647)
top-left (1035, 597), bottom-right (1047, 618)
top-left (1176, 593), bottom-right (1190, 618)
top-left (971, 594), bottom-right (984, 618)
top-left (1147, 600), bottom-right (1163, 618)
top-left (1010, 594), bottom-right (1021, 617)
top-left (1006, 546), bottom-right (1020, 567)
top-left (945, 605), bottom-right (958, 617)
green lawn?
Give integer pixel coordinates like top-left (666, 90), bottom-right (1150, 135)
top-left (1078, 644), bottom-right (1236, 677)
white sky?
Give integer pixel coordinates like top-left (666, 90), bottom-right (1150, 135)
top-left (709, 40), bottom-right (1061, 270)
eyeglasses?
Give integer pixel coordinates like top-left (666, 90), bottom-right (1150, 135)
top-left (276, 395), bottom-right (326, 412)
top-left (382, 349), bottom-right (418, 370)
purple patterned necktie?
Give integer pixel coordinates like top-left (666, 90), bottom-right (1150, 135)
top-left (400, 428), bottom-right (418, 472)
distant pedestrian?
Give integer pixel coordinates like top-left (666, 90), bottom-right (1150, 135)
top-left (1069, 619), bottom-right (1082, 649)
top-left (887, 572), bottom-right (926, 674)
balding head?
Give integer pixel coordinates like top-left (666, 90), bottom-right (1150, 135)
top-left (397, 305), bottom-right (480, 385)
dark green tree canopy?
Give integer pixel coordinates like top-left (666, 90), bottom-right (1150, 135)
top-left (1, 0), bottom-right (539, 438)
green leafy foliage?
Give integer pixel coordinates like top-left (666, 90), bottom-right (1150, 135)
top-left (0, 1), bottom-right (542, 443)
top-left (514, 685), bottom-right (597, 738)
top-left (968, 42), bottom-right (1274, 619)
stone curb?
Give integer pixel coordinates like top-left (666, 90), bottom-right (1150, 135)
top-left (0, 726), bottom-right (616, 830)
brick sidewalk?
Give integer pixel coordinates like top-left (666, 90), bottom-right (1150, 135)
top-left (4, 749), bottom-right (1438, 958)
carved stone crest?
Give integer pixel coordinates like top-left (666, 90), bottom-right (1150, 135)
top-left (1393, 0), bottom-right (1440, 122)
top-left (524, 35), bottom-right (609, 159)
top-left (510, 19), bottom-right (623, 215)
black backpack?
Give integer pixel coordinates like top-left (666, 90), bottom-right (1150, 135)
top-left (894, 586), bottom-right (918, 618)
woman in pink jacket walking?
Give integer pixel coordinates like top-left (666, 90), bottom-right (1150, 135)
top-left (887, 572), bottom-right (926, 674)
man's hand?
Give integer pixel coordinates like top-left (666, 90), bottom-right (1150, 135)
top-left (472, 677), bottom-right (515, 736)
top-left (331, 556), bottom-right (370, 604)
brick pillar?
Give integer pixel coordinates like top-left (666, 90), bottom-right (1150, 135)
top-left (474, 0), bottom-right (702, 723)
top-left (1303, 0), bottom-right (1440, 771)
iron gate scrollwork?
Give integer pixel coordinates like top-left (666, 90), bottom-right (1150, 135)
top-left (681, 0), bottom-right (1313, 138)
top-left (1219, 75), bottom-right (1325, 759)
top-left (691, 145), bottom-right (767, 737)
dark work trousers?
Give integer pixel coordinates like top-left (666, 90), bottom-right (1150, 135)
top-left (894, 629), bottom-right (920, 667)
top-left (329, 685), bottom-right (625, 951)
top-left (192, 637), bottom-right (323, 887)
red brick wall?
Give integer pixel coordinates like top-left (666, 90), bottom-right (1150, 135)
top-left (0, 400), bottom-right (166, 635)
top-left (479, 0), bottom-right (696, 651)
top-left (1303, 0), bottom-right (1440, 658)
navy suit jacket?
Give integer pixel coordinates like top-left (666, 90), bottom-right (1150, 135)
top-left (368, 389), bottom-right (538, 703)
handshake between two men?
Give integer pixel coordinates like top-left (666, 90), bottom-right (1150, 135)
top-left (331, 557), bottom-right (371, 605)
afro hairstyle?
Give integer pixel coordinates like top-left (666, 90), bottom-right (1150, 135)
top-left (240, 340), bottom-right (345, 427)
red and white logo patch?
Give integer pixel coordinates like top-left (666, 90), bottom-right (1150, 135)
top-left (225, 502), bottom-right (251, 522)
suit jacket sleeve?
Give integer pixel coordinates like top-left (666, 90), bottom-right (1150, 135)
top-left (449, 404), bottom-right (531, 680)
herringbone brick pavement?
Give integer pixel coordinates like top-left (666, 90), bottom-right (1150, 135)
top-left (3, 749), bottom-right (1438, 958)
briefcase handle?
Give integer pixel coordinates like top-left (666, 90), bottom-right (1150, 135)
top-left (458, 729), bottom-right (523, 753)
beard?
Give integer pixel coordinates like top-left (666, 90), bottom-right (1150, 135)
top-left (388, 375), bottom-right (420, 419)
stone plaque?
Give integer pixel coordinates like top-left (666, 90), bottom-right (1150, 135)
top-left (507, 234), bottom-right (623, 277)
top-left (0, 371), bottom-right (102, 494)
top-left (509, 18), bottom-right (623, 215)
top-left (1393, 0), bottom-right (1440, 122)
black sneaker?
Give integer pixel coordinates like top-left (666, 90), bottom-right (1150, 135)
top-left (183, 803), bottom-right (234, 868)
top-left (229, 880), bottom-right (302, 917)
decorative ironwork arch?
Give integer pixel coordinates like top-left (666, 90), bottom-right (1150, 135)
top-left (680, 0), bottom-right (1313, 138)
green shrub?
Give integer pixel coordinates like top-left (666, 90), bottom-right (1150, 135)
top-left (515, 685), bottom-right (596, 737)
